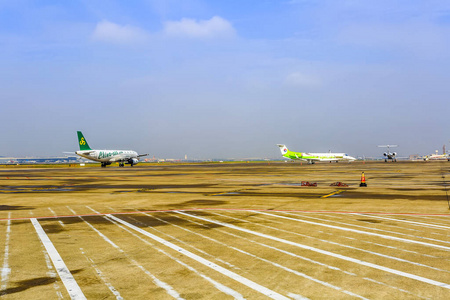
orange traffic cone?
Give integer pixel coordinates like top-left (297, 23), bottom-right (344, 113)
top-left (360, 172), bottom-right (367, 187)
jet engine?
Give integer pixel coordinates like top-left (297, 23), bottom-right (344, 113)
top-left (383, 152), bottom-right (387, 156)
top-left (392, 152), bottom-right (397, 156)
top-left (127, 158), bottom-right (139, 166)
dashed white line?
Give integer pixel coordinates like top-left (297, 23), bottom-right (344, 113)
top-left (48, 208), bottom-right (65, 227)
top-left (31, 218), bottom-right (86, 300)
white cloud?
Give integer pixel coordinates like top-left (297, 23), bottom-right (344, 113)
top-left (92, 20), bottom-right (147, 44)
top-left (164, 16), bottom-right (236, 38)
top-left (285, 72), bottom-right (321, 87)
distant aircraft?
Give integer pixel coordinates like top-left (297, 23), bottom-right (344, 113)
top-left (75, 131), bottom-right (148, 167)
top-left (277, 144), bottom-right (356, 164)
top-left (423, 154), bottom-right (449, 161)
top-left (423, 150), bottom-right (449, 161)
top-left (378, 145), bottom-right (398, 162)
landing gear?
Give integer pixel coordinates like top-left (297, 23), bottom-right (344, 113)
top-left (101, 162), bottom-right (107, 167)
top-left (119, 163), bottom-right (124, 167)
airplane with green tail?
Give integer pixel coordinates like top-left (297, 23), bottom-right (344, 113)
top-left (75, 131), bottom-right (148, 167)
top-left (277, 144), bottom-right (356, 164)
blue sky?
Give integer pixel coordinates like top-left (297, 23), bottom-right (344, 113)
top-left (1, 0), bottom-right (449, 159)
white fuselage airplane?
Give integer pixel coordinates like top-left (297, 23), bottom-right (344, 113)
top-left (75, 131), bottom-right (148, 167)
top-left (378, 145), bottom-right (398, 162)
top-left (277, 144), bottom-right (356, 164)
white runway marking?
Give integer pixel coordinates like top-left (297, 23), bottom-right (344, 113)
top-left (68, 207), bottom-right (182, 299)
top-left (213, 211), bottom-right (450, 276)
top-left (288, 212), bottom-right (450, 246)
top-left (311, 212), bottom-right (449, 240)
top-left (123, 215), bottom-right (245, 300)
top-left (40, 241), bottom-right (64, 299)
top-left (1, 213), bottom-right (11, 295)
top-left (306, 214), bottom-right (447, 259)
top-left (362, 277), bottom-right (429, 299)
top-left (355, 214), bottom-right (450, 230)
top-left (80, 248), bottom-right (123, 300)
top-left (177, 211), bottom-right (450, 290)
top-left (31, 218), bottom-right (86, 300)
top-left (48, 208), bottom-right (65, 228)
top-left (210, 211), bottom-right (428, 298)
top-left (143, 213), bottom-right (240, 271)
top-left (261, 211), bottom-right (450, 250)
top-left (288, 293), bottom-right (311, 300)
top-left (107, 214), bottom-right (290, 300)
top-left (180, 212), bottom-right (369, 297)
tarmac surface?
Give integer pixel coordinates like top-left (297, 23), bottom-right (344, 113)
top-left (0, 161), bottom-right (449, 299)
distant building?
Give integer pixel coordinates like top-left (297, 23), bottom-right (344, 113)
top-left (0, 156), bottom-right (79, 164)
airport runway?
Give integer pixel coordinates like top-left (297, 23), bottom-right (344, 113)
top-left (0, 162), bottom-right (449, 299)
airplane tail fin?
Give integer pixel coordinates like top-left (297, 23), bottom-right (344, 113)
top-left (277, 144), bottom-right (289, 156)
top-left (77, 131), bottom-right (92, 151)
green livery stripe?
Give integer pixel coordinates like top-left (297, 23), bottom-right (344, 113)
top-left (284, 150), bottom-right (303, 159)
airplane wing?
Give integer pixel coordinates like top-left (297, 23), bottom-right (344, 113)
top-left (137, 153), bottom-right (149, 157)
top-left (77, 150), bottom-right (96, 155)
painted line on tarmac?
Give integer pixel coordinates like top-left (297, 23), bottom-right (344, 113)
top-left (141, 213), bottom-right (239, 271)
top-left (355, 214), bottom-right (450, 230)
top-left (2, 208), bottom-right (450, 222)
top-left (1, 213), bottom-right (11, 296)
top-left (210, 212), bottom-right (431, 299)
top-left (123, 214), bottom-right (245, 299)
top-left (211, 211), bottom-right (450, 275)
top-left (39, 237), bottom-right (64, 299)
top-left (89, 206), bottom-right (246, 299)
top-left (263, 211), bottom-right (450, 251)
top-left (67, 207), bottom-right (182, 299)
top-left (283, 212), bottom-right (450, 247)
top-left (80, 248), bottom-right (123, 300)
top-left (321, 190), bottom-right (343, 198)
top-left (308, 212), bottom-right (428, 236)
top-left (176, 211), bottom-right (450, 290)
top-left (300, 211), bottom-right (450, 247)
top-left (31, 218), bottom-right (86, 300)
top-left (107, 214), bottom-right (290, 300)
top-left (174, 212), bottom-right (367, 299)
top-left (48, 207), bottom-right (65, 228)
